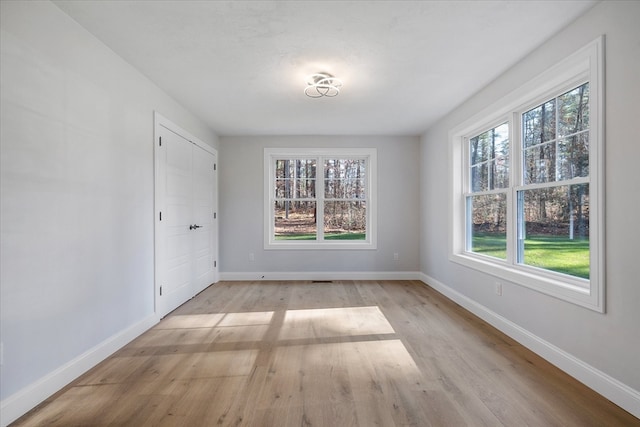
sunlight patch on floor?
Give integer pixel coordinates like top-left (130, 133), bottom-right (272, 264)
top-left (278, 306), bottom-right (395, 340)
top-left (218, 311), bottom-right (275, 327)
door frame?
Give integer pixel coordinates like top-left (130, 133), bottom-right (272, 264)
top-left (153, 111), bottom-right (219, 317)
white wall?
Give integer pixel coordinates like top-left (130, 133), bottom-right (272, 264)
top-left (220, 136), bottom-right (420, 278)
top-left (0, 1), bottom-right (218, 423)
top-left (420, 0), bottom-right (640, 415)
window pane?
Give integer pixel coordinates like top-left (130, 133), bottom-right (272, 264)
top-left (491, 155), bottom-right (509, 189)
top-left (324, 158), bottom-right (367, 198)
top-left (471, 163), bottom-right (489, 192)
top-left (275, 178), bottom-right (316, 199)
top-left (324, 159), bottom-right (366, 179)
top-left (275, 160), bottom-right (287, 178)
top-left (275, 178), bottom-right (289, 198)
top-left (468, 193), bottom-right (507, 259)
top-left (491, 123), bottom-right (509, 189)
top-left (470, 123), bottom-right (509, 192)
top-left (325, 178), bottom-right (365, 199)
top-left (295, 178), bottom-right (316, 198)
top-left (523, 100), bottom-right (556, 148)
top-left (493, 123), bottom-right (509, 154)
top-left (299, 159), bottom-right (317, 178)
top-left (558, 83), bottom-right (589, 136)
top-left (275, 159), bottom-right (316, 178)
top-left (524, 142), bottom-right (556, 184)
top-left (558, 133), bottom-right (589, 180)
top-left (274, 201), bottom-right (317, 240)
top-left (324, 201), bottom-right (366, 240)
top-left (518, 184), bottom-right (589, 279)
top-left (470, 124), bottom-right (508, 165)
top-left (275, 159), bottom-right (316, 198)
top-left (470, 135), bottom-right (489, 164)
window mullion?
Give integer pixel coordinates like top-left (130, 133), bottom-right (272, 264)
top-left (513, 110), bottom-right (526, 266)
top-left (555, 93), bottom-right (560, 182)
top-left (270, 156), bottom-right (276, 245)
top-left (507, 112), bottom-right (518, 266)
top-left (317, 156), bottom-right (324, 242)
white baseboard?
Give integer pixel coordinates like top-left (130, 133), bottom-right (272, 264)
top-left (220, 271), bottom-right (423, 282)
top-left (0, 314), bottom-right (158, 427)
top-left (418, 272), bottom-right (640, 420)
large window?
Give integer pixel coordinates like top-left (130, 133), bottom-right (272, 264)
top-left (450, 37), bottom-right (604, 311)
top-left (265, 148), bottom-right (376, 249)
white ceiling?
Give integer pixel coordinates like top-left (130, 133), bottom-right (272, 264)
top-left (53, 0), bottom-right (597, 136)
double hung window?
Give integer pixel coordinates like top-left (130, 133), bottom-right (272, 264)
top-left (265, 148), bottom-right (377, 249)
top-left (451, 38), bottom-right (604, 311)
top-left (518, 83), bottom-right (591, 279)
top-left (467, 122), bottom-right (510, 259)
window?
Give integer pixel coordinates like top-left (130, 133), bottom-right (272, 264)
top-left (519, 83), bottom-right (590, 278)
top-left (265, 148), bottom-right (377, 249)
top-left (450, 37), bottom-right (604, 311)
top-left (467, 122), bottom-right (510, 260)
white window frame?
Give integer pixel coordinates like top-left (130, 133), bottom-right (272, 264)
top-left (449, 37), bottom-right (605, 312)
top-left (264, 147), bottom-right (377, 250)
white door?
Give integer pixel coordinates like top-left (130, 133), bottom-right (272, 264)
top-left (192, 145), bottom-right (216, 294)
top-left (156, 122), bottom-right (217, 318)
top-left (158, 128), bottom-right (195, 317)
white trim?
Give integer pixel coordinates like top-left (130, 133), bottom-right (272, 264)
top-left (418, 273), bottom-right (640, 420)
top-left (0, 315), bottom-right (158, 427)
top-left (220, 271), bottom-right (422, 282)
top-left (154, 112), bottom-right (217, 155)
top-left (449, 36), bottom-right (605, 312)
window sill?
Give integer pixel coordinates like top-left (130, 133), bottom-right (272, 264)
top-left (265, 240), bottom-right (376, 250)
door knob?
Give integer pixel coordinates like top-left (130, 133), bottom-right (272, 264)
top-left (190, 224), bottom-right (202, 230)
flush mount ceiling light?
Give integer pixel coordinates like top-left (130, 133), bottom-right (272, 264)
top-left (304, 72), bottom-right (343, 98)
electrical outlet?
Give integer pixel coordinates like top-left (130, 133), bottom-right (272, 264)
top-left (495, 282), bottom-right (503, 296)
top-left (393, 252), bottom-right (399, 261)
top-left (249, 252), bottom-right (255, 262)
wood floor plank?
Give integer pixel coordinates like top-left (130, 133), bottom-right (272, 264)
top-left (11, 280), bottom-right (640, 427)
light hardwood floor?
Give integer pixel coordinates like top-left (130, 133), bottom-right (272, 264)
top-left (12, 280), bottom-right (639, 426)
